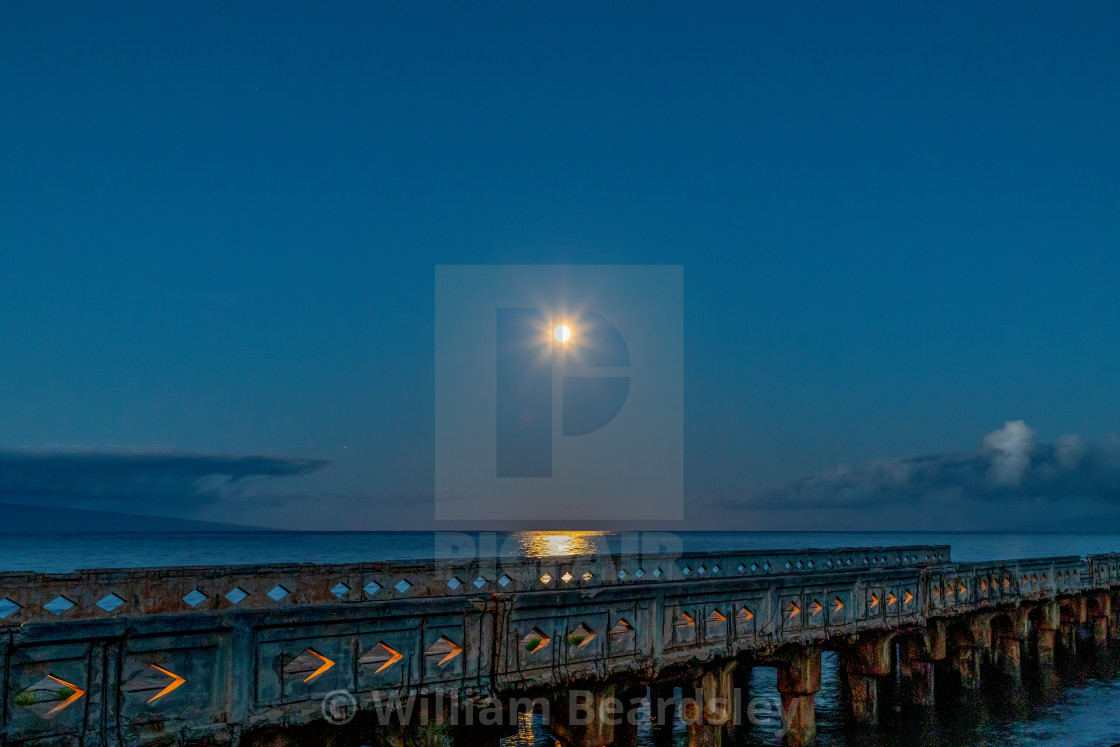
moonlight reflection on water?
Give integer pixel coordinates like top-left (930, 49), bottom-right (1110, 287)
top-left (513, 531), bottom-right (612, 558)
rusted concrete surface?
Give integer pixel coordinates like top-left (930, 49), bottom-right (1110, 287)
top-left (0, 545), bottom-right (1117, 745)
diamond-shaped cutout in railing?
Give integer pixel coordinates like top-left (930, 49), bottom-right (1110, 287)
top-left (360, 642), bottom-right (403, 674)
top-left (610, 619), bottom-right (635, 644)
top-left (331, 583), bottom-right (349, 598)
top-left (284, 649), bottom-right (335, 683)
top-left (750, 563), bottom-right (758, 571)
top-left (227, 587), bottom-right (249, 605)
top-left (0, 597), bottom-right (21, 619)
top-left (561, 572), bottom-right (573, 583)
top-left (581, 572), bottom-right (593, 582)
top-left (521, 628), bottom-right (552, 655)
top-left (635, 569), bottom-right (645, 578)
top-left (567, 623), bottom-right (597, 648)
top-left (785, 561), bottom-right (792, 569)
top-left (473, 577), bottom-right (487, 589)
top-left (540, 573), bottom-right (552, 584)
top-left (266, 585), bottom-right (288, 602)
top-left (763, 562), bottom-right (771, 570)
top-left (499, 575), bottom-right (512, 587)
top-left (827, 559), bottom-right (834, 568)
top-left (425, 636), bottom-right (463, 666)
top-left (618, 569), bottom-right (628, 579)
top-left (697, 566), bottom-right (707, 575)
top-left (364, 581), bottom-right (382, 596)
top-left (447, 577), bottom-right (462, 590)
top-left (15, 674), bottom-right (85, 718)
top-left (738, 564), bottom-right (746, 573)
top-left (394, 580), bottom-right (412, 594)
top-left (652, 568), bottom-right (662, 577)
top-left (96, 593), bottom-right (124, 613)
top-left (712, 565), bottom-right (720, 574)
top-left (674, 613), bottom-right (696, 641)
top-left (183, 590), bottom-right (207, 607)
top-left (681, 566), bottom-right (691, 576)
top-left (121, 664), bottom-right (186, 705)
top-left (44, 596), bottom-right (74, 616)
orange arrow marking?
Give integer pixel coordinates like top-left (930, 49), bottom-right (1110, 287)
top-left (904, 591), bottom-right (914, 605)
top-left (426, 637), bottom-right (464, 666)
top-left (303, 650), bottom-right (335, 682)
top-left (788, 602), bottom-right (800, 618)
top-left (959, 583), bottom-right (967, 595)
top-left (742, 607), bottom-right (754, 620)
top-left (438, 640), bottom-right (463, 665)
top-left (869, 594), bottom-right (879, 609)
top-left (834, 598), bottom-right (844, 613)
top-left (810, 601), bottom-right (823, 616)
top-left (375, 644), bottom-right (403, 674)
top-left (147, 665), bottom-right (186, 703)
top-left (888, 593), bottom-right (897, 607)
top-left (45, 675), bottom-right (85, 716)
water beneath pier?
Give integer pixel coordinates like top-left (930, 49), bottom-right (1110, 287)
top-left (500, 650), bottom-right (1120, 746)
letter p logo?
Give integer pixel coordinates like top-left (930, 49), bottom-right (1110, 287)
top-left (496, 308), bottom-right (631, 477)
top-left (436, 265), bottom-right (682, 521)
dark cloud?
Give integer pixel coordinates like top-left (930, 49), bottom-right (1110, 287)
top-left (0, 448), bottom-right (329, 509)
top-left (710, 421), bottom-right (1120, 510)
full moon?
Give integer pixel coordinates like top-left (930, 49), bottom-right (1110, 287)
top-left (553, 324), bottom-right (571, 342)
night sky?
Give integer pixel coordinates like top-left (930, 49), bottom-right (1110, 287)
top-left (3, 3), bottom-right (1120, 530)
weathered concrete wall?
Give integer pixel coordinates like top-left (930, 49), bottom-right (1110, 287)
top-left (0, 545), bottom-right (1114, 745)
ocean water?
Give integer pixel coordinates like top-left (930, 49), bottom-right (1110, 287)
top-left (3, 530), bottom-right (1120, 746)
top-left (4, 530), bottom-right (1120, 573)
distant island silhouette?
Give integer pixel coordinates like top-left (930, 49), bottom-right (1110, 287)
top-left (0, 503), bottom-right (268, 533)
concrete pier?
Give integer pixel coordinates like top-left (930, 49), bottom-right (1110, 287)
top-left (1, 545), bottom-right (1119, 745)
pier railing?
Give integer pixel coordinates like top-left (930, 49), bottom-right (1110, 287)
top-left (0, 544), bottom-right (952, 624)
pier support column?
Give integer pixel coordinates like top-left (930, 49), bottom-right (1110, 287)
top-left (1031, 602), bottom-right (1061, 676)
top-left (682, 661), bottom-right (738, 747)
top-left (1109, 592), bottom-right (1120, 643)
top-left (993, 611), bottom-right (1028, 687)
top-left (843, 634), bottom-right (892, 725)
top-left (1059, 621), bottom-right (1079, 656)
top-left (949, 614), bottom-right (991, 690)
top-left (776, 648), bottom-right (821, 747)
top-left (1091, 593), bottom-right (1111, 647)
top-left (549, 683), bottom-right (642, 747)
top-left (898, 637), bottom-right (936, 709)
top-left (900, 621), bottom-right (946, 709)
top-left (1060, 597), bottom-right (1086, 657)
top-left (842, 636), bottom-right (891, 725)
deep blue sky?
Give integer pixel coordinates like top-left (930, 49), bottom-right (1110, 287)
top-left (2, 4), bottom-right (1120, 529)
